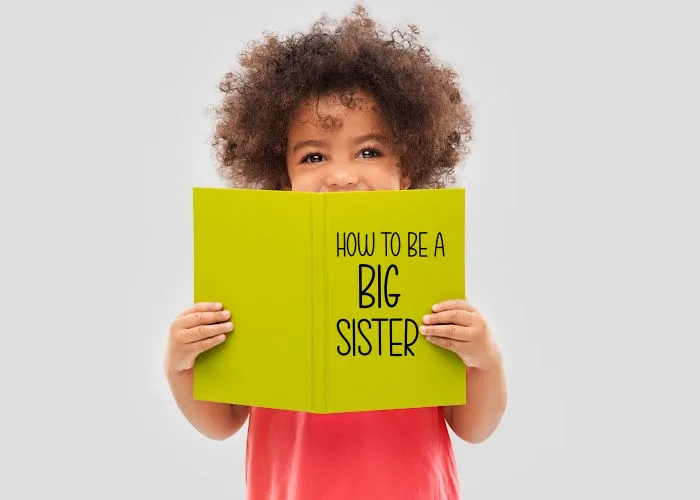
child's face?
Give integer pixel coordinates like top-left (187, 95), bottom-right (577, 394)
top-left (285, 90), bottom-right (411, 192)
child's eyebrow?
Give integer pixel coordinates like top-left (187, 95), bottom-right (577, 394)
top-left (291, 134), bottom-right (389, 153)
top-left (292, 139), bottom-right (328, 153)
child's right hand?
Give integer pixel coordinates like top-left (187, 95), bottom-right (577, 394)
top-left (164, 302), bottom-right (234, 373)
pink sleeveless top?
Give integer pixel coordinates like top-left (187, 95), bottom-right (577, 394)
top-left (245, 406), bottom-right (460, 499)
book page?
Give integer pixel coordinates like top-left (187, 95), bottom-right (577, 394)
top-left (324, 189), bottom-right (467, 412)
top-left (192, 188), bottom-right (315, 411)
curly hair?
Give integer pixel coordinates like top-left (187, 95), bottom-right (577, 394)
top-left (212, 4), bottom-right (473, 189)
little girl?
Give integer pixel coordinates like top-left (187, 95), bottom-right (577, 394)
top-left (164, 5), bottom-right (507, 499)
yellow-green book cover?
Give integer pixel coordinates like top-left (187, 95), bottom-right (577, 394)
top-left (192, 187), bottom-right (467, 413)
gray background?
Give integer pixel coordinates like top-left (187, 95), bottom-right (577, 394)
top-left (1, 0), bottom-right (698, 498)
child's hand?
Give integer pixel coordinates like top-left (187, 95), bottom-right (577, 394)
top-left (164, 302), bottom-right (234, 373)
top-left (420, 299), bottom-right (501, 371)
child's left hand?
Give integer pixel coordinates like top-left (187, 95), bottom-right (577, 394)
top-left (420, 299), bottom-right (501, 371)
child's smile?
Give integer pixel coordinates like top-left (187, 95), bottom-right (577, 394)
top-left (285, 90), bottom-right (411, 192)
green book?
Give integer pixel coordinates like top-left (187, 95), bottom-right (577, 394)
top-left (192, 187), bottom-right (467, 413)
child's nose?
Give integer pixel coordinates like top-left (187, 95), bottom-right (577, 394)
top-left (325, 162), bottom-right (359, 191)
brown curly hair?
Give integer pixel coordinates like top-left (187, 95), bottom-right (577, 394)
top-left (212, 4), bottom-right (473, 189)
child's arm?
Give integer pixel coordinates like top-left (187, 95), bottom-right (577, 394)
top-left (165, 366), bottom-right (249, 440)
top-left (164, 302), bottom-right (249, 440)
top-left (420, 299), bottom-right (507, 443)
top-left (443, 360), bottom-right (507, 443)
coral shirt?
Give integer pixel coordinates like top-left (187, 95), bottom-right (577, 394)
top-left (245, 406), bottom-right (460, 499)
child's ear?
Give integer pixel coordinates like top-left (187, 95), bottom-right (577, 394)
top-left (400, 176), bottom-right (411, 190)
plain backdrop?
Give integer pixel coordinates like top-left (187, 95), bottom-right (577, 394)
top-left (0, 0), bottom-right (698, 498)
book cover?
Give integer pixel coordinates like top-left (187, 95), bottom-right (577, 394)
top-left (192, 187), bottom-right (467, 413)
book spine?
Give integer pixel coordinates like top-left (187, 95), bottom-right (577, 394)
top-left (310, 194), bottom-right (326, 413)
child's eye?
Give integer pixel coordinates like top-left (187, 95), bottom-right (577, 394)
top-left (301, 153), bottom-right (324, 163)
top-left (359, 148), bottom-right (382, 159)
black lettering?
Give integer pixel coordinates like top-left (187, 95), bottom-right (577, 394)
top-left (359, 264), bottom-right (376, 308)
top-left (389, 318), bottom-right (403, 356)
top-left (384, 264), bottom-right (400, 307)
top-left (359, 264), bottom-right (401, 309)
top-left (373, 318), bottom-right (387, 356)
top-left (390, 232), bottom-right (401, 256)
top-left (336, 232), bottom-right (345, 257)
top-left (419, 232), bottom-right (428, 257)
top-left (336, 319), bottom-right (351, 356)
top-left (352, 318), bottom-right (357, 355)
top-left (434, 232), bottom-right (445, 257)
top-left (408, 232), bottom-right (418, 257)
top-left (348, 232), bottom-right (357, 256)
top-left (381, 231), bottom-right (391, 257)
top-left (404, 318), bottom-right (418, 356)
top-left (357, 319), bottom-right (372, 356)
top-left (357, 232), bottom-right (375, 256)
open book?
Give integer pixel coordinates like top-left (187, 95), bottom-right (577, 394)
top-left (192, 187), bottom-right (467, 413)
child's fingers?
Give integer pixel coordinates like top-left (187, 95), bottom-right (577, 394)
top-left (424, 335), bottom-right (479, 366)
top-left (180, 321), bottom-right (234, 344)
top-left (420, 324), bottom-right (473, 341)
top-left (177, 302), bottom-right (223, 318)
top-left (424, 335), bottom-right (466, 354)
top-left (174, 309), bottom-right (231, 330)
top-left (422, 309), bottom-right (475, 327)
top-left (190, 333), bottom-right (228, 354)
top-left (431, 299), bottom-right (477, 314)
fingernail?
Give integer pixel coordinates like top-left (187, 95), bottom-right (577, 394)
top-left (422, 314), bottom-right (430, 323)
top-left (419, 325), bottom-right (427, 335)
